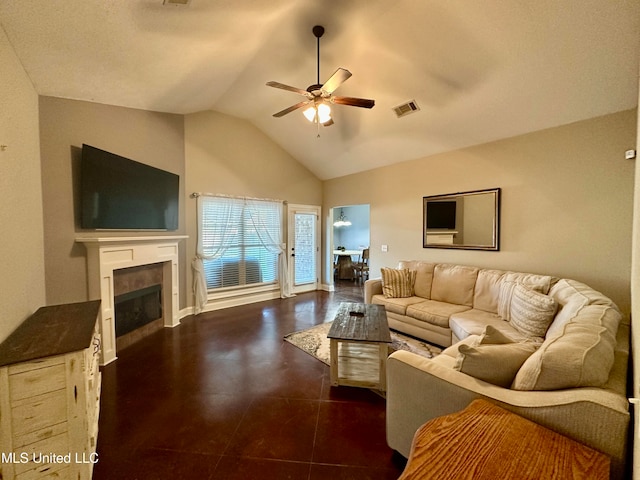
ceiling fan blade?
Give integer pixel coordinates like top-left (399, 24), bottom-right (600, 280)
top-left (321, 68), bottom-right (352, 95)
top-left (323, 118), bottom-right (334, 127)
top-left (266, 81), bottom-right (312, 98)
top-left (331, 96), bottom-right (375, 109)
top-left (272, 101), bottom-right (310, 118)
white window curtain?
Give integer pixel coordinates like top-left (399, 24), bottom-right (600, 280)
top-left (192, 194), bottom-right (292, 314)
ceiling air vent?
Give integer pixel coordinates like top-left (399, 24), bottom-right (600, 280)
top-left (393, 100), bottom-right (420, 118)
top-left (163, 0), bottom-right (191, 5)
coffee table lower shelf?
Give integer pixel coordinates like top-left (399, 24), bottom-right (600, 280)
top-left (329, 340), bottom-right (389, 391)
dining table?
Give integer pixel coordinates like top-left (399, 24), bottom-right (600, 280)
top-left (333, 249), bottom-right (363, 280)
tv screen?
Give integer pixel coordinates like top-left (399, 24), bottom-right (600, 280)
top-left (81, 144), bottom-right (179, 230)
top-left (426, 201), bottom-right (456, 229)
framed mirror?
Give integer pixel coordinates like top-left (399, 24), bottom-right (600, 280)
top-left (423, 188), bottom-right (501, 251)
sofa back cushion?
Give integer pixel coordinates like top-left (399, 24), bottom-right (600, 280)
top-left (398, 261), bottom-right (435, 299)
top-left (473, 269), bottom-right (506, 313)
top-left (431, 264), bottom-right (479, 307)
top-left (546, 278), bottom-right (617, 339)
top-left (512, 304), bottom-right (620, 390)
top-left (503, 272), bottom-right (555, 294)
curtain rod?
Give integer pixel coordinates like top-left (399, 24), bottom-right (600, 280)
top-left (190, 192), bottom-right (286, 204)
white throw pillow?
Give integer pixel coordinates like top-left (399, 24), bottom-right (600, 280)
top-left (509, 284), bottom-right (558, 339)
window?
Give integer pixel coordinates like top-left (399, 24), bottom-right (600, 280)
top-left (199, 196), bottom-right (282, 290)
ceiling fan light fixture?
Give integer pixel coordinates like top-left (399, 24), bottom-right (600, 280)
top-left (303, 102), bottom-right (332, 124)
top-left (303, 106), bottom-right (316, 122)
top-left (317, 103), bottom-right (331, 123)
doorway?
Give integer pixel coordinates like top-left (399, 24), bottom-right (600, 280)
top-left (331, 204), bottom-right (370, 287)
top-left (288, 204), bottom-right (321, 294)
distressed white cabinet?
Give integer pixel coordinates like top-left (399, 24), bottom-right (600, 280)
top-left (0, 301), bottom-right (101, 480)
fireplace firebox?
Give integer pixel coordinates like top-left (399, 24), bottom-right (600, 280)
top-left (115, 284), bottom-right (162, 337)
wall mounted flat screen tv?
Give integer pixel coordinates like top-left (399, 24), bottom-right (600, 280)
top-left (81, 144), bottom-right (179, 230)
top-left (426, 201), bottom-right (456, 229)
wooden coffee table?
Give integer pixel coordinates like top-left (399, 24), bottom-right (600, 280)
top-left (328, 302), bottom-right (391, 391)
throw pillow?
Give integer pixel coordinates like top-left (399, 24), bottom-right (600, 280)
top-left (454, 342), bottom-right (539, 388)
top-left (381, 268), bottom-right (415, 298)
top-left (479, 325), bottom-right (515, 345)
top-left (509, 284), bottom-right (558, 339)
top-left (497, 281), bottom-right (517, 321)
top-left (497, 278), bottom-right (551, 322)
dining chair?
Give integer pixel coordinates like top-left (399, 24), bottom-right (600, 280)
top-left (353, 248), bottom-right (370, 283)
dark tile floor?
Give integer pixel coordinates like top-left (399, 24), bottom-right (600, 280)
top-left (93, 281), bottom-right (406, 479)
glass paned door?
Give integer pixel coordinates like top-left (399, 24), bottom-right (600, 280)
top-left (288, 205), bottom-right (320, 294)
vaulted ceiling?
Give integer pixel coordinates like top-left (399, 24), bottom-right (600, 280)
top-left (1, 1), bottom-right (638, 179)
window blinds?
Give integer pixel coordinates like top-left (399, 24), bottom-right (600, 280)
top-left (200, 196), bottom-right (280, 290)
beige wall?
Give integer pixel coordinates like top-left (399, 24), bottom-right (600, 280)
top-left (38, 97), bottom-right (187, 307)
top-left (324, 109), bottom-right (636, 319)
top-left (0, 29), bottom-right (46, 342)
top-left (184, 110), bottom-right (323, 308)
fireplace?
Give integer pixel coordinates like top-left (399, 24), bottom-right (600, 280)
top-left (76, 235), bottom-right (187, 365)
top-left (113, 263), bottom-right (164, 350)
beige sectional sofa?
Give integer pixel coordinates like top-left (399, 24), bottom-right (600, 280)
top-left (364, 261), bottom-right (630, 479)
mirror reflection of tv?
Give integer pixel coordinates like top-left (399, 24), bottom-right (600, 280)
top-left (81, 144), bottom-right (179, 230)
top-left (426, 201), bottom-right (456, 229)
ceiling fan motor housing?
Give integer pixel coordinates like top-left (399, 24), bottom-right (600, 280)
top-left (306, 83), bottom-right (324, 94)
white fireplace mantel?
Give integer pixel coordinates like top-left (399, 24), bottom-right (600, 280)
top-left (76, 235), bottom-right (188, 365)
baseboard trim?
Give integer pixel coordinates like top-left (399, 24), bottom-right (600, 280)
top-left (320, 283), bottom-right (335, 292)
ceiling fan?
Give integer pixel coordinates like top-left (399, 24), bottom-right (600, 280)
top-left (266, 25), bottom-right (375, 127)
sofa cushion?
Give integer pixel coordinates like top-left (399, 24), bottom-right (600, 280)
top-left (546, 278), bottom-right (618, 339)
top-left (406, 300), bottom-right (471, 328)
top-left (502, 272), bottom-right (555, 294)
top-left (473, 269), bottom-right (506, 313)
top-left (381, 268), bottom-right (416, 298)
top-left (513, 304), bottom-right (620, 390)
top-left (431, 354), bottom-right (457, 368)
top-left (399, 261), bottom-right (436, 299)
top-left (431, 264), bottom-right (479, 307)
top-left (509, 284), bottom-right (558, 339)
top-left (454, 342), bottom-right (539, 388)
top-left (371, 294), bottom-right (426, 316)
top-left (449, 309), bottom-right (529, 343)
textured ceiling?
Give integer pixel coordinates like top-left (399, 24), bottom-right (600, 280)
top-left (1, 0), bottom-right (638, 179)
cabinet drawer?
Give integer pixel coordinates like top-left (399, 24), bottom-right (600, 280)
top-left (16, 465), bottom-right (69, 480)
top-left (7, 356), bottom-right (64, 376)
top-left (9, 364), bottom-right (66, 402)
top-left (13, 422), bottom-right (67, 450)
top-left (12, 390), bottom-right (67, 437)
top-left (13, 432), bottom-right (69, 476)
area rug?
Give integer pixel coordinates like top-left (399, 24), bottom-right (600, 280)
top-left (283, 321), bottom-right (441, 366)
